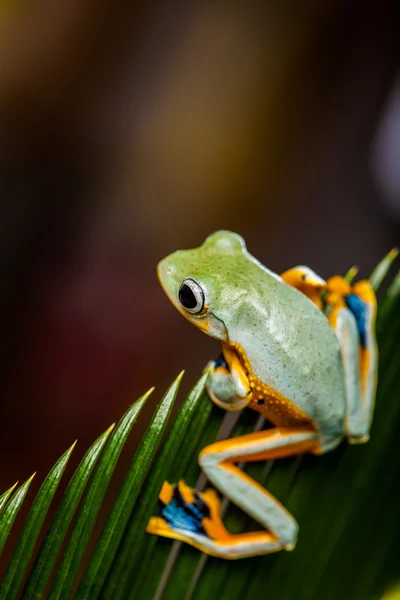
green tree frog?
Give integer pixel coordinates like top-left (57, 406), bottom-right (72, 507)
top-left (147, 231), bottom-right (382, 559)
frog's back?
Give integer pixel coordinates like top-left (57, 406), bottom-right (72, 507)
top-left (224, 255), bottom-right (346, 441)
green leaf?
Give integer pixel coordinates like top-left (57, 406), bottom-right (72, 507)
top-left (21, 424), bottom-right (114, 600)
top-left (117, 372), bottom-right (216, 600)
top-left (0, 477), bottom-right (35, 555)
top-left (0, 482), bottom-right (18, 516)
top-left (47, 386), bottom-right (154, 600)
top-left (0, 445), bottom-right (74, 600)
top-left (370, 248), bottom-right (398, 291)
top-left (76, 372), bottom-right (184, 599)
top-left (97, 370), bottom-right (194, 599)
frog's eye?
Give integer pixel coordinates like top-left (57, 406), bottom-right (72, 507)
top-left (178, 279), bottom-right (205, 314)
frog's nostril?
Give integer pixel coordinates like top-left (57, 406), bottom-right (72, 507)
top-left (157, 259), bottom-right (175, 283)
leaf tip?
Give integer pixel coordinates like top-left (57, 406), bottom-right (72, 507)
top-left (137, 386), bottom-right (156, 407)
top-left (169, 370), bottom-right (185, 393)
top-left (344, 265), bottom-right (359, 283)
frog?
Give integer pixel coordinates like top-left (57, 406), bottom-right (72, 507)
top-left (146, 230), bottom-right (389, 559)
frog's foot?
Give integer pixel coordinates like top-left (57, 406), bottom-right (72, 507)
top-left (146, 480), bottom-right (282, 559)
top-left (208, 352), bottom-right (229, 372)
top-left (147, 480), bottom-right (220, 543)
top-left (205, 347), bottom-right (252, 412)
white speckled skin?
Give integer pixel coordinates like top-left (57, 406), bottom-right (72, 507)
top-left (158, 231), bottom-right (347, 448)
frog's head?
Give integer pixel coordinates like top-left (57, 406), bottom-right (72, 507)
top-left (157, 231), bottom-right (249, 341)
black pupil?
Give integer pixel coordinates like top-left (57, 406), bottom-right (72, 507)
top-left (179, 284), bottom-right (198, 309)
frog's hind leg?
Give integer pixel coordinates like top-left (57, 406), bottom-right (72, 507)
top-left (344, 249), bottom-right (397, 431)
top-left (327, 279), bottom-right (377, 442)
top-left (147, 427), bottom-right (320, 559)
top-left (350, 280), bottom-right (378, 425)
top-left (281, 266), bottom-right (326, 309)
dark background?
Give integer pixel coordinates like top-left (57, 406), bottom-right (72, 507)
top-left (0, 0), bottom-right (399, 569)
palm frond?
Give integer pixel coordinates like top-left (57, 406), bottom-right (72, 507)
top-left (0, 263), bottom-right (399, 600)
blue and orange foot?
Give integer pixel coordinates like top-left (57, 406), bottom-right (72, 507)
top-left (146, 480), bottom-right (232, 554)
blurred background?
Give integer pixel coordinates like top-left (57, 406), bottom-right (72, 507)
top-left (0, 0), bottom-right (399, 569)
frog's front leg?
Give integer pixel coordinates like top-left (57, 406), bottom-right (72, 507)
top-left (147, 427), bottom-right (320, 559)
top-left (206, 343), bottom-right (252, 411)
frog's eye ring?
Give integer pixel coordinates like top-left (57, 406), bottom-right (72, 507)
top-left (178, 279), bottom-right (205, 314)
